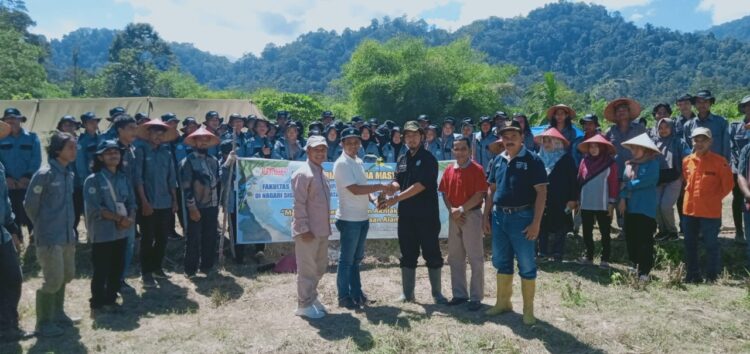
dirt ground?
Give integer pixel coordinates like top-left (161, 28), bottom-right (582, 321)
top-left (1, 199), bottom-right (749, 354)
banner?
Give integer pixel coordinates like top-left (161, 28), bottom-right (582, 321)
top-left (234, 158), bottom-right (454, 244)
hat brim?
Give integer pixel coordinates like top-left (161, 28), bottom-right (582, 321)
top-left (137, 123), bottom-right (179, 143)
top-left (498, 126), bottom-right (522, 135)
top-left (622, 142), bottom-right (660, 154)
top-left (184, 133), bottom-right (220, 148)
top-left (546, 105), bottom-right (576, 119)
top-left (534, 134), bottom-right (570, 148)
top-left (577, 140), bottom-right (615, 155)
top-left (2, 115), bottom-right (26, 122)
top-left (604, 99), bottom-right (641, 122)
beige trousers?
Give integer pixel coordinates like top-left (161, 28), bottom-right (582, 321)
top-left (447, 209), bottom-right (485, 301)
top-left (295, 236), bottom-right (329, 307)
top-left (36, 244), bottom-right (76, 294)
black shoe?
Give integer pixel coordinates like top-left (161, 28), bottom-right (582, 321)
top-left (142, 274), bottom-right (157, 288)
top-left (152, 269), bottom-right (170, 279)
top-left (354, 293), bottom-right (373, 306)
top-left (338, 297), bottom-right (360, 310)
top-left (119, 280), bottom-right (134, 293)
top-left (0, 326), bottom-right (33, 342)
top-left (446, 297), bottom-right (468, 306)
top-left (665, 232), bottom-right (679, 241)
top-left (467, 301), bottom-right (482, 311)
top-left (654, 232), bottom-right (668, 242)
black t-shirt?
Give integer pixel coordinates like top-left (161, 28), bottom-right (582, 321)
top-left (395, 146), bottom-right (439, 218)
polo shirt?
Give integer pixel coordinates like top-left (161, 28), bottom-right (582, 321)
top-left (438, 160), bottom-right (487, 208)
top-left (487, 147), bottom-right (548, 207)
top-left (682, 151), bottom-right (734, 219)
top-left (333, 152), bottom-right (369, 222)
top-left (683, 113), bottom-right (730, 160)
top-left (395, 146), bottom-right (439, 218)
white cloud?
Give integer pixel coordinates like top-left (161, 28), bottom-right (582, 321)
top-left (113, 0), bottom-right (654, 58)
top-left (697, 0), bottom-right (750, 25)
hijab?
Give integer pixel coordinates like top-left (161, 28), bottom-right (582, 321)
top-left (538, 137), bottom-right (566, 175)
top-left (578, 143), bottom-right (615, 186)
top-left (652, 118), bottom-right (677, 170)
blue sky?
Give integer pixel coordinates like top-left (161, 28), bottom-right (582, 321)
top-left (26, 0), bottom-right (749, 58)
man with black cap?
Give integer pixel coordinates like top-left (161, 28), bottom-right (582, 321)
top-left (333, 127), bottom-right (390, 309)
top-left (321, 111), bottom-right (335, 127)
top-left (683, 90), bottom-right (729, 160)
top-left (417, 114), bottom-right (431, 130)
top-left (203, 111), bottom-right (222, 159)
top-left (728, 99), bottom-right (750, 244)
top-left (734, 96), bottom-right (750, 257)
top-left (0, 108), bottom-right (41, 242)
top-left (492, 111), bottom-right (509, 133)
top-left (380, 121), bottom-right (448, 304)
top-left (275, 110), bottom-right (290, 139)
top-left (437, 117), bottom-right (459, 160)
top-left (350, 116), bottom-right (365, 130)
top-left (571, 114), bottom-right (601, 167)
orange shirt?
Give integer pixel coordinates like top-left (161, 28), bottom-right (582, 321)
top-left (682, 151), bottom-right (734, 218)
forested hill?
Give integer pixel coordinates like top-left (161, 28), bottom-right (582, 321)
top-left (704, 15), bottom-right (750, 42)
top-left (46, 2), bottom-right (750, 102)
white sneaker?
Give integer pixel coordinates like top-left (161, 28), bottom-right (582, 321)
top-left (295, 305), bottom-right (325, 319)
top-left (312, 298), bottom-right (328, 313)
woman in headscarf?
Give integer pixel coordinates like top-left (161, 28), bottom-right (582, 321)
top-left (357, 124), bottom-right (381, 161)
top-left (575, 134), bottom-right (618, 268)
top-left (535, 129), bottom-right (578, 262)
top-left (249, 117), bottom-right (273, 159)
top-left (381, 126), bottom-right (406, 163)
top-left (652, 117), bottom-right (690, 242)
top-left (619, 133), bottom-right (661, 282)
top-left (325, 124), bottom-right (342, 162)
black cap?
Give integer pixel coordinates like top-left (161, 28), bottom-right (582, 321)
top-left (246, 114), bottom-right (258, 121)
top-left (493, 111), bottom-right (508, 120)
top-left (95, 139), bottom-right (120, 155)
top-left (321, 111), bottom-right (334, 118)
top-left (351, 115), bottom-right (363, 123)
top-left (384, 120), bottom-right (397, 129)
top-left (109, 107), bottom-right (126, 118)
top-left (227, 113), bottom-right (245, 124)
top-left (694, 90), bottom-right (716, 103)
top-left (276, 110), bottom-right (289, 119)
top-left (479, 116), bottom-right (492, 126)
top-left (498, 120), bottom-right (522, 134)
top-left (417, 114), bottom-right (430, 122)
top-left (57, 115), bottom-right (81, 130)
top-left (461, 118), bottom-right (473, 128)
top-left (340, 127), bottom-right (361, 140)
top-left (205, 111), bottom-right (220, 121)
top-left (80, 112), bottom-right (99, 123)
top-left (368, 117), bottom-right (379, 126)
top-left (161, 112), bottom-right (179, 123)
top-left (676, 93), bottom-right (695, 104)
top-left (308, 121), bottom-right (325, 133)
top-left (182, 117), bottom-right (198, 127)
top-left (334, 121), bottom-right (347, 131)
top-left (443, 117), bottom-right (456, 126)
top-left (579, 113), bottom-right (600, 127)
top-left (134, 112), bottom-right (150, 122)
top-left (2, 107), bottom-right (24, 120)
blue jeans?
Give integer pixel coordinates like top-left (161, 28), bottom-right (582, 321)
top-left (491, 208), bottom-right (537, 280)
top-left (335, 220), bottom-right (369, 300)
top-left (683, 216), bottom-right (721, 280)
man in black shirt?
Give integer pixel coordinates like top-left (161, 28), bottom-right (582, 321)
top-left (380, 121), bottom-right (447, 304)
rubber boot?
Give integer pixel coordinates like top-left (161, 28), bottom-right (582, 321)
top-left (35, 290), bottom-right (63, 337)
top-left (485, 274), bottom-right (513, 315)
top-left (398, 267), bottom-right (416, 302)
top-left (427, 267), bottom-right (448, 304)
top-left (521, 278), bottom-right (536, 325)
top-left (53, 285), bottom-right (81, 326)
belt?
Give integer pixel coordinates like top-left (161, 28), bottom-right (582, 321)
top-left (496, 204), bottom-right (531, 214)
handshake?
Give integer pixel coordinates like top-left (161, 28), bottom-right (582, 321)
top-left (373, 183), bottom-right (399, 210)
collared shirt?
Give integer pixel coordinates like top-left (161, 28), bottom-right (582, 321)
top-left (488, 146), bottom-right (548, 207)
top-left (333, 152), bottom-right (369, 222)
top-left (75, 132), bottom-right (101, 187)
top-left (24, 159), bottom-right (75, 246)
top-left (0, 129), bottom-right (41, 181)
top-left (474, 132), bottom-right (498, 173)
top-left (728, 119), bottom-right (750, 173)
top-left (395, 146), bottom-right (439, 218)
top-left (118, 141), bottom-right (137, 186)
top-left (673, 114), bottom-right (694, 143)
top-left (0, 162), bottom-right (19, 244)
top-left (682, 151), bottom-right (734, 219)
top-left (439, 160), bottom-right (487, 208)
top-left (174, 136), bottom-right (194, 166)
top-left (604, 122), bottom-right (648, 180)
top-left (179, 152), bottom-right (220, 209)
top-left (291, 160), bottom-right (332, 237)
top-left (135, 144), bottom-right (177, 209)
top-left (83, 168), bottom-right (136, 243)
top-left (273, 138), bottom-right (306, 161)
top-left (683, 113), bottom-right (730, 160)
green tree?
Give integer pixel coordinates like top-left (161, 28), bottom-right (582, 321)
top-left (252, 89), bottom-right (324, 126)
top-left (0, 28), bottom-right (47, 99)
top-left (109, 23), bottom-right (174, 70)
top-left (343, 37), bottom-right (515, 124)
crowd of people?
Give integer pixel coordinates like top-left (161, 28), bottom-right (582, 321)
top-left (1, 89), bottom-right (750, 339)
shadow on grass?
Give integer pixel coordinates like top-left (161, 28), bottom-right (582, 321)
top-left (190, 273), bottom-right (244, 301)
top-left (361, 304), bottom-right (420, 330)
top-left (27, 326), bottom-right (87, 354)
top-left (303, 313), bottom-right (375, 351)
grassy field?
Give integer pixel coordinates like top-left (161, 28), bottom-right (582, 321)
top-left (2, 201), bottom-right (749, 354)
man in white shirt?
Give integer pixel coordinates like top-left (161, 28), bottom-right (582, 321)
top-left (333, 127), bottom-right (391, 310)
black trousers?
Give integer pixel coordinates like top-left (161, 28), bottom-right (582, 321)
top-left (624, 213), bottom-right (656, 276)
top-left (139, 208), bottom-right (172, 275)
top-left (732, 174), bottom-right (744, 237)
top-left (90, 237), bottom-right (127, 309)
top-left (581, 210), bottom-right (611, 262)
top-left (9, 189), bottom-right (32, 238)
top-left (73, 187), bottom-right (84, 237)
top-left (397, 214), bottom-right (443, 269)
top-left (184, 206), bottom-right (219, 275)
top-left (229, 212), bottom-right (265, 262)
top-left (0, 240), bottom-right (22, 330)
